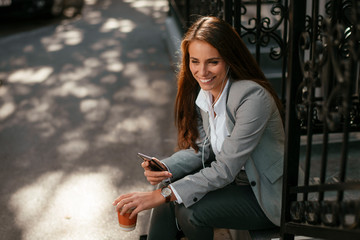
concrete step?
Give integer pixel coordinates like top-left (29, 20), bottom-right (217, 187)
top-left (180, 228), bottom-right (233, 240)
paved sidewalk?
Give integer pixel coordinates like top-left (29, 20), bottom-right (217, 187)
top-left (0, 1), bottom-right (177, 240)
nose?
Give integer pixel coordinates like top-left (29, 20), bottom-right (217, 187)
top-left (199, 64), bottom-right (208, 77)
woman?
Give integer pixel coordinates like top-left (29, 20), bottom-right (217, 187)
top-left (113, 16), bottom-right (285, 240)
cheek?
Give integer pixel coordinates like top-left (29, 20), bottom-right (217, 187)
top-left (189, 64), bottom-right (196, 75)
top-left (214, 65), bottom-right (226, 76)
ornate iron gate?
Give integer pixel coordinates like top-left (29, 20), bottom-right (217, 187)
top-left (168, 0), bottom-right (360, 239)
top-left (282, 1), bottom-right (360, 239)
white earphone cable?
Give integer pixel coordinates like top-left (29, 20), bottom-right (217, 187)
top-left (201, 66), bottom-right (230, 169)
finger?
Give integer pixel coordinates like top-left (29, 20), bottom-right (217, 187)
top-left (112, 193), bottom-right (133, 206)
top-left (119, 200), bottom-right (139, 216)
top-left (144, 170), bottom-right (172, 178)
top-left (113, 193), bottom-right (137, 211)
top-left (150, 181), bottom-right (160, 185)
top-left (115, 200), bottom-right (124, 213)
top-left (113, 196), bottom-right (125, 206)
top-left (129, 207), bottom-right (139, 219)
top-left (145, 174), bottom-right (172, 185)
top-left (146, 175), bottom-right (165, 182)
top-left (117, 199), bottom-right (132, 213)
top-left (145, 176), bottom-right (163, 185)
top-left (119, 202), bottom-right (131, 215)
top-left (141, 161), bottom-right (150, 169)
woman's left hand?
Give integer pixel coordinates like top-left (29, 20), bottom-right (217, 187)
top-left (112, 189), bottom-right (164, 219)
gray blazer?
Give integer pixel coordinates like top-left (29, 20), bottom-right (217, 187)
top-left (161, 80), bottom-right (285, 226)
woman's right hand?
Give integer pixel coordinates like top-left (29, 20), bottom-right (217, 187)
top-left (141, 159), bottom-right (172, 185)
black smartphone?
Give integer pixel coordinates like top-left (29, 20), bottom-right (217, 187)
top-left (137, 152), bottom-right (166, 171)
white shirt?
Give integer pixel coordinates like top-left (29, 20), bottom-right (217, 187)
top-left (195, 79), bottom-right (230, 155)
top-left (168, 79), bottom-right (230, 203)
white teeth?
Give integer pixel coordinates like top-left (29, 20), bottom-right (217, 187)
top-left (199, 77), bottom-right (213, 83)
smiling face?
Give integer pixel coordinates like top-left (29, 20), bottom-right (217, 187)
top-left (188, 40), bottom-right (228, 99)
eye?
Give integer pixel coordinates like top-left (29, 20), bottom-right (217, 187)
top-left (191, 59), bottom-right (199, 64)
top-left (209, 61), bottom-right (219, 65)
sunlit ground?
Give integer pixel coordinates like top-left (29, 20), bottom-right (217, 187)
top-left (0, 0), bottom-right (174, 239)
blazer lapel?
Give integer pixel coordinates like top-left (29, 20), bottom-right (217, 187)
top-left (225, 80), bottom-right (235, 133)
top-left (200, 109), bottom-right (210, 136)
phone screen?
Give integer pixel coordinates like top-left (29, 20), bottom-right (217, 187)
top-left (137, 153), bottom-right (166, 171)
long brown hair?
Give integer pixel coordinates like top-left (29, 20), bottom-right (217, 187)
top-left (175, 16), bottom-right (284, 151)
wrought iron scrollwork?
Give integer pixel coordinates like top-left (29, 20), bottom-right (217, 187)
top-left (296, 29), bottom-right (326, 131)
top-left (240, 1), bottom-right (287, 61)
top-left (322, 3), bottom-right (359, 131)
top-left (296, 0), bottom-right (360, 132)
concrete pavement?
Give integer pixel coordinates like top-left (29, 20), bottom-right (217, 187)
top-left (0, 1), bottom-right (177, 239)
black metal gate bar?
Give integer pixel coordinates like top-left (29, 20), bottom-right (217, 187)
top-left (336, 0), bottom-right (355, 203)
top-left (338, 86), bottom-right (351, 203)
top-left (255, 0), bottom-right (262, 64)
top-left (319, 89), bottom-right (330, 202)
top-left (281, 0), bottom-right (289, 102)
top-left (223, 0), bottom-right (232, 27)
top-left (233, 0), bottom-right (241, 34)
top-left (319, 0), bottom-right (334, 202)
top-left (302, 0), bottom-right (321, 203)
top-left (280, 0), bottom-right (306, 238)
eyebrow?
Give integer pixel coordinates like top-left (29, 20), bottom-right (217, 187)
top-left (189, 57), bottom-right (222, 61)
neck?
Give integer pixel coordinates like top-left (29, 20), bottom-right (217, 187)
top-left (211, 79), bottom-right (227, 107)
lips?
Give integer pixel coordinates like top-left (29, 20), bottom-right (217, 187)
top-left (199, 76), bottom-right (215, 83)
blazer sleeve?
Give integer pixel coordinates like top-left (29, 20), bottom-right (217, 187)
top-left (170, 83), bottom-right (276, 208)
top-left (161, 107), bottom-right (213, 182)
